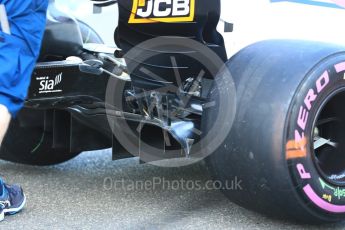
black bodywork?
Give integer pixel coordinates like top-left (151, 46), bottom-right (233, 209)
top-left (20, 0), bottom-right (225, 161)
top-left (117, 0), bottom-right (226, 89)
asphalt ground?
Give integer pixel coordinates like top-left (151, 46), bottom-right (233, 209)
top-left (0, 149), bottom-right (345, 230)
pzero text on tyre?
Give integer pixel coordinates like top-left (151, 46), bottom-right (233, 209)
top-left (205, 40), bottom-right (345, 223)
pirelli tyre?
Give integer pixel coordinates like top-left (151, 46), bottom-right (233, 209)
top-left (204, 40), bottom-right (345, 223)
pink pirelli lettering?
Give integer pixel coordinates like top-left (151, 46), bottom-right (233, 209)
top-left (297, 164), bottom-right (311, 179)
top-left (316, 71), bottom-right (329, 93)
top-left (304, 184), bottom-right (345, 213)
top-left (335, 62), bottom-right (345, 73)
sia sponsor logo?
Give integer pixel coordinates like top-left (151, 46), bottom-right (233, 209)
top-left (129, 0), bottom-right (195, 23)
top-left (37, 72), bottom-right (63, 94)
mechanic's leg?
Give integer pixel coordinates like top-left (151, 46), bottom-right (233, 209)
top-left (0, 104), bottom-right (11, 145)
top-left (0, 104), bottom-right (25, 223)
top-left (0, 0), bottom-right (49, 222)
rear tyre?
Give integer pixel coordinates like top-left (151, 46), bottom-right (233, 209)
top-left (205, 40), bottom-right (345, 223)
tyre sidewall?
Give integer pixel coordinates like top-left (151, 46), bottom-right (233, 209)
top-left (286, 55), bottom-right (345, 221)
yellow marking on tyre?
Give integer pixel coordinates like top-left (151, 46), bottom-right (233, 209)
top-left (286, 138), bottom-right (307, 159)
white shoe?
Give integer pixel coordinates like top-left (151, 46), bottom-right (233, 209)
top-left (0, 208), bottom-right (4, 222)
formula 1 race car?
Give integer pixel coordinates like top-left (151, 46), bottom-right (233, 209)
top-left (2, 0), bottom-right (345, 223)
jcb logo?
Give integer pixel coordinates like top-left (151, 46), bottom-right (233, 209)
top-left (129, 0), bottom-right (195, 24)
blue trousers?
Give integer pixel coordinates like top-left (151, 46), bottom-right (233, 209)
top-left (0, 0), bottom-right (48, 117)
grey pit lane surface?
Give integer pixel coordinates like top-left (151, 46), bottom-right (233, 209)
top-left (0, 149), bottom-right (345, 230)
